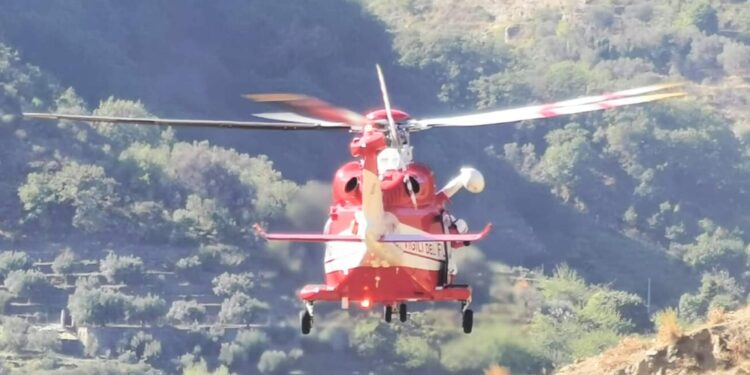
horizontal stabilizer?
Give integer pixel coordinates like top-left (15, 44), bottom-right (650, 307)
top-left (379, 224), bottom-right (492, 243)
top-left (254, 224), bottom-right (361, 243)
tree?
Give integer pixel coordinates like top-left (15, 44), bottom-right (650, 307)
top-left (127, 294), bottom-right (167, 326)
top-left (18, 162), bottom-right (120, 233)
top-left (394, 335), bottom-right (440, 369)
top-left (533, 123), bottom-right (600, 206)
top-left (167, 300), bottom-right (206, 325)
top-left (68, 285), bottom-right (128, 326)
top-left (217, 293), bottom-right (268, 325)
top-left (678, 270), bottom-right (744, 322)
top-left (577, 290), bottom-right (644, 333)
top-left (174, 256), bottom-right (203, 280)
top-left (183, 358), bottom-right (230, 375)
top-left (124, 201), bottom-right (172, 243)
top-left (219, 330), bottom-right (268, 368)
top-left (51, 247), bottom-right (76, 275)
top-left (0, 291), bottom-right (12, 314)
top-left (718, 41), bottom-right (750, 76)
top-left (679, 1), bottom-right (718, 34)
top-left (198, 243), bottom-right (246, 268)
top-left (538, 264), bottom-right (591, 307)
top-left (0, 316), bottom-right (29, 352)
top-left (118, 331), bottom-right (162, 364)
top-left (172, 195), bottom-right (237, 244)
top-left (0, 251), bottom-right (31, 281)
top-left (100, 252), bottom-right (145, 284)
top-left (257, 350), bottom-right (291, 375)
top-left (4, 269), bottom-right (53, 299)
top-left (539, 61), bottom-right (592, 100)
top-left (212, 272), bottom-right (255, 297)
top-left (350, 318), bottom-right (397, 357)
top-left (674, 219), bottom-right (746, 273)
top-left (284, 180), bottom-right (331, 230)
top-left (91, 97), bottom-right (161, 150)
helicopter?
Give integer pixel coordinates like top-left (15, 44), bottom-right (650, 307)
top-left (24, 65), bottom-right (683, 334)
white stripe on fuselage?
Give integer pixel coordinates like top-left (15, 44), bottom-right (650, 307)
top-left (324, 211), bottom-right (445, 273)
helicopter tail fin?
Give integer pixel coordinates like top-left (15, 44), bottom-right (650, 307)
top-left (360, 139), bottom-right (386, 232)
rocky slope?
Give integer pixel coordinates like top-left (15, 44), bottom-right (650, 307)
top-left (556, 308), bottom-right (750, 375)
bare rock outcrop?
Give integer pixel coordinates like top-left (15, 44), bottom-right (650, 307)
top-left (556, 309), bottom-right (750, 375)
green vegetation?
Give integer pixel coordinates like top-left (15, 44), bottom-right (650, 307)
top-left (0, 0), bottom-right (747, 373)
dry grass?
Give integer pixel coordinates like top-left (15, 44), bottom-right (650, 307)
top-left (599, 336), bottom-right (652, 372)
top-left (707, 307), bottom-right (728, 325)
top-left (483, 364), bottom-right (511, 375)
top-left (727, 334), bottom-right (748, 366)
top-left (655, 308), bottom-right (683, 344)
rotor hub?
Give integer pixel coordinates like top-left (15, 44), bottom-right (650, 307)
top-left (365, 109), bottom-right (410, 123)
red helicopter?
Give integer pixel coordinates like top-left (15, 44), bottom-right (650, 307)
top-left (25, 66), bottom-right (683, 334)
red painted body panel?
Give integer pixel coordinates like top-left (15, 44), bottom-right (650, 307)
top-left (321, 151), bottom-right (469, 305)
top-left (366, 108), bottom-right (410, 122)
top-left (301, 266), bottom-right (470, 303)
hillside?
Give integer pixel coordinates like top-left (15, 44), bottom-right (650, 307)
top-left (556, 307), bottom-right (750, 374)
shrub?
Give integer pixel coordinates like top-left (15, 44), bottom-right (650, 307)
top-left (51, 247), bottom-right (76, 275)
top-left (118, 331), bottom-right (162, 364)
top-left (175, 255), bottom-right (202, 280)
top-left (27, 329), bottom-right (61, 353)
top-left (100, 252), bottom-right (144, 284)
top-left (655, 308), bottom-right (682, 344)
top-left (0, 291), bottom-right (12, 314)
top-left (167, 300), bottom-right (206, 325)
top-left (183, 358), bottom-right (230, 375)
top-left (217, 293), bottom-right (269, 325)
top-left (219, 330), bottom-right (268, 367)
top-left (198, 243), bottom-right (246, 268)
top-left (257, 350), bottom-right (290, 374)
top-left (212, 272), bottom-right (255, 297)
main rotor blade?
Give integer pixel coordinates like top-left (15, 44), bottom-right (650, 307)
top-left (244, 93), bottom-right (369, 129)
top-left (416, 91), bottom-right (685, 128)
top-left (550, 83), bottom-right (682, 108)
top-left (375, 64), bottom-right (399, 142)
top-left (253, 112), bottom-right (343, 126)
top-left (23, 113), bottom-right (345, 130)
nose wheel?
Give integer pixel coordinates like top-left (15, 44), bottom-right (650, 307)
top-left (384, 305), bottom-right (393, 323)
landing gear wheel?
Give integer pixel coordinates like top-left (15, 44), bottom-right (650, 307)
top-left (462, 309), bottom-right (473, 334)
top-left (300, 310), bottom-right (313, 335)
top-left (384, 305), bottom-right (393, 323)
top-left (399, 303), bottom-right (408, 322)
